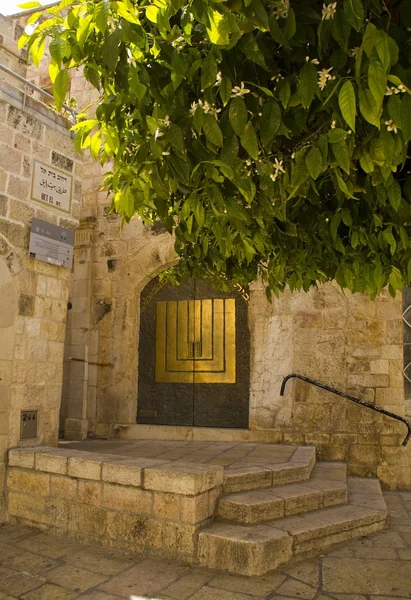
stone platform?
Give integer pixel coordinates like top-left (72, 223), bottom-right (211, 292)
top-left (6, 441), bottom-right (388, 576)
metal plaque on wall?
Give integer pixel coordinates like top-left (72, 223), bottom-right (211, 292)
top-left (31, 159), bottom-right (72, 213)
top-left (29, 218), bottom-right (74, 269)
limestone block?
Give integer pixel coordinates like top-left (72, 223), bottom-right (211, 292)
top-left (180, 491), bottom-right (211, 524)
top-left (223, 467), bottom-right (272, 494)
top-left (7, 469), bottom-right (50, 496)
top-left (7, 175), bottom-right (29, 202)
top-left (0, 327), bottom-right (15, 361)
top-left (68, 454), bottom-right (103, 480)
top-left (218, 490), bottom-right (284, 524)
top-left (78, 480), bottom-right (102, 507)
top-left (8, 448), bottom-right (35, 469)
top-left (197, 522), bottom-right (293, 576)
top-left (102, 482), bottom-right (153, 515)
top-left (101, 458), bottom-right (148, 487)
top-left (50, 475), bottom-right (77, 500)
top-left (69, 502), bottom-right (107, 538)
top-left (35, 451), bottom-right (68, 475)
top-left (143, 462), bottom-right (224, 496)
top-left (153, 491), bottom-right (180, 520)
top-left (7, 491), bottom-right (55, 525)
top-left (162, 521), bottom-right (198, 558)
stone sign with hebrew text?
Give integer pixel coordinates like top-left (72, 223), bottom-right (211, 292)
top-left (31, 160), bottom-right (72, 213)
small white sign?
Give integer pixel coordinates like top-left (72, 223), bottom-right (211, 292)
top-left (31, 160), bottom-right (72, 213)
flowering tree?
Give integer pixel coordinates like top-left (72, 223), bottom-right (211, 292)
top-left (21, 0), bottom-right (411, 298)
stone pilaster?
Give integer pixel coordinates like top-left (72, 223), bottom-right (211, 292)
top-left (63, 215), bottom-right (96, 440)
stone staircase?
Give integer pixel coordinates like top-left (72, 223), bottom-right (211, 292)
top-left (197, 446), bottom-right (387, 576)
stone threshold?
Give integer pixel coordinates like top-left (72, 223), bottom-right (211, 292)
top-left (113, 424), bottom-right (285, 442)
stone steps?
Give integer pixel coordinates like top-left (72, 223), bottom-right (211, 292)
top-left (218, 464), bottom-right (348, 524)
top-left (222, 446), bottom-right (316, 493)
top-left (197, 477), bottom-right (387, 576)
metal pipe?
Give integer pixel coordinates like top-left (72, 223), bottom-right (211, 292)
top-left (0, 62), bottom-right (78, 118)
top-left (280, 373), bottom-right (411, 446)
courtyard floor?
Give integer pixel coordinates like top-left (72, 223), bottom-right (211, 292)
top-left (0, 491), bottom-right (410, 600)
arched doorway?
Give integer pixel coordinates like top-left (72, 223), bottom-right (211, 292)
top-left (137, 278), bottom-right (250, 428)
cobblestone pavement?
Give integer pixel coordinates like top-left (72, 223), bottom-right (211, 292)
top-left (0, 491), bottom-right (410, 600)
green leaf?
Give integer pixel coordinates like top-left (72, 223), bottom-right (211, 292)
top-left (241, 122), bottom-right (259, 160)
top-left (206, 7), bottom-right (230, 45)
top-left (359, 151), bottom-right (374, 173)
top-left (31, 35), bottom-right (45, 68)
top-left (343, 0), bottom-right (364, 32)
top-left (49, 36), bottom-right (67, 68)
top-left (193, 202), bottom-right (205, 227)
top-left (260, 100), bottom-right (281, 147)
top-left (146, 5), bottom-right (159, 23)
top-left (268, 14), bottom-right (289, 47)
top-left (338, 80), bottom-right (356, 132)
top-left (362, 22), bottom-right (377, 57)
top-left (53, 68), bottom-right (69, 112)
top-left (243, 239), bottom-right (256, 263)
top-left (328, 128), bottom-right (347, 143)
top-left (375, 31), bottom-right (391, 72)
top-left (90, 131), bottom-right (102, 158)
top-left (229, 96), bottom-right (248, 136)
top-left (193, 106), bottom-right (204, 133)
top-left (201, 52), bottom-right (217, 90)
top-left (383, 228), bottom-right (397, 255)
top-left (95, 0), bottom-right (109, 33)
top-left (389, 267), bottom-right (402, 291)
top-left (298, 63), bottom-right (317, 109)
top-left (333, 139), bottom-right (351, 174)
top-left (203, 114), bottom-right (223, 147)
top-left (331, 8), bottom-right (351, 49)
top-left (279, 80), bottom-right (291, 109)
top-left (219, 76), bottom-right (232, 107)
top-left (368, 59), bottom-right (386, 109)
top-left (102, 30), bottom-right (120, 70)
top-left (18, 1), bottom-right (42, 7)
top-left (305, 147), bottom-right (322, 180)
top-left (284, 7), bottom-right (296, 40)
top-left (167, 124), bottom-right (185, 153)
top-left (401, 94), bottom-right (411, 143)
top-left (334, 169), bottom-right (356, 198)
top-left (387, 181), bottom-right (402, 212)
top-left (388, 95), bottom-right (401, 127)
top-left (359, 88), bottom-right (380, 127)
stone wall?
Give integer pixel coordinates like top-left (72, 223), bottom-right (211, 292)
top-left (7, 446), bottom-right (222, 559)
top-left (0, 37), bottom-right (81, 519)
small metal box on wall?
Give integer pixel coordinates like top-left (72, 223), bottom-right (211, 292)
top-left (20, 410), bottom-right (38, 439)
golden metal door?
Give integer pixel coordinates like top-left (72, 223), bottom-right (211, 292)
top-left (137, 278), bottom-right (250, 428)
top-left (155, 299), bottom-right (236, 384)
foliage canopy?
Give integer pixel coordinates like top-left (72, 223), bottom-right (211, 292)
top-left (21, 0), bottom-right (411, 298)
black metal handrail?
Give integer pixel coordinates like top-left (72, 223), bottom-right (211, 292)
top-left (280, 373), bottom-right (411, 447)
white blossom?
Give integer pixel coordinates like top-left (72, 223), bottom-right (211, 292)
top-left (385, 120), bottom-right (398, 134)
top-left (189, 101), bottom-right (198, 116)
top-left (350, 47), bottom-right (360, 57)
top-left (214, 71), bottom-right (223, 87)
top-left (162, 151), bottom-right (170, 155)
top-left (171, 36), bottom-right (185, 50)
top-left (322, 2), bottom-right (337, 20)
top-left (154, 128), bottom-right (164, 140)
top-left (331, 120), bottom-right (336, 129)
top-left (317, 67), bottom-right (333, 91)
top-left (273, 0), bottom-right (290, 19)
top-left (270, 158), bottom-right (285, 181)
top-left (231, 82), bottom-right (251, 97)
top-left (158, 115), bottom-right (171, 127)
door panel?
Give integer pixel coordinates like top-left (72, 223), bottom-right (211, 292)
top-left (137, 277), bottom-right (250, 428)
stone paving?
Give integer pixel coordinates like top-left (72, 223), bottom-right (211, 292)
top-left (59, 440), bottom-right (298, 468)
top-left (0, 491), bottom-right (410, 599)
